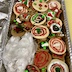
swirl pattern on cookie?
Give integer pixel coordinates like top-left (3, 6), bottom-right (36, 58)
top-left (34, 50), bottom-right (51, 69)
top-left (25, 65), bottom-right (40, 72)
top-left (47, 59), bottom-right (69, 72)
top-left (13, 2), bottom-right (28, 16)
top-left (32, 0), bottom-right (48, 12)
top-left (48, 1), bottom-right (61, 10)
top-left (49, 38), bottom-right (66, 55)
top-left (31, 13), bottom-right (46, 25)
top-left (11, 25), bottom-right (25, 37)
top-left (47, 18), bottom-right (62, 27)
top-left (31, 25), bottom-right (49, 39)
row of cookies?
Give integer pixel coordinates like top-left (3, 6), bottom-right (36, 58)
top-left (9, 0), bottom-right (69, 72)
top-left (24, 50), bottom-right (69, 72)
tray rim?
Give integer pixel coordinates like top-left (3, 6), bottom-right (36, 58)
top-left (61, 0), bottom-right (72, 71)
top-left (1, 0), bottom-right (72, 72)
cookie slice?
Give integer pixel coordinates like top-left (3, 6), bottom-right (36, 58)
top-left (49, 37), bottom-right (66, 55)
top-left (34, 49), bottom-right (52, 69)
top-left (48, 0), bottom-right (61, 10)
top-left (31, 25), bottom-right (49, 39)
top-left (52, 53), bottom-right (66, 61)
top-left (13, 2), bottom-right (28, 16)
top-left (47, 18), bottom-right (62, 27)
top-left (31, 13), bottom-right (46, 25)
top-left (32, 0), bottom-right (48, 12)
top-left (11, 25), bottom-right (25, 37)
top-left (47, 59), bottom-right (69, 72)
top-left (25, 65), bottom-right (40, 72)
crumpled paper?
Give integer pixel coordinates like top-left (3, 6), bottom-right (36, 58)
top-left (3, 33), bottom-right (37, 72)
top-left (0, 0), bottom-right (4, 2)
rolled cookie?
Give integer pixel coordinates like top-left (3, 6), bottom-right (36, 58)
top-left (34, 50), bottom-right (51, 69)
top-left (11, 25), bottom-right (25, 37)
top-left (49, 38), bottom-right (66, 55)
top-left (13, 2), bottom-right (28, 16)
top-left (18, 0), bottom-right (32, 7)
top-left (48, 0), bottom-right (61, 10)
top-left (31, 13), bottom-right (46, 25)
top-left (47, 59), bottom-right (69, 72)
top-left (31, 25), bottom-right (49, 39)
top-left (25, 65), bottom-right (40, 72)
top-left (47, 18), bottom-right (62, 27)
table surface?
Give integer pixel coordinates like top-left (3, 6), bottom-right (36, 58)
top-left (65, 0), bottom-right (72, 42)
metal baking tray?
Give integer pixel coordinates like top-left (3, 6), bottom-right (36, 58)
top-left (1, 0), bottom-right (72, 72)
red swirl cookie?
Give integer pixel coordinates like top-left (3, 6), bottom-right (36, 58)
top-left (49, 38), bottom-right (66, 55)
top-left (13, 2), bottom-right (28, 16)
top-left (47, 59), bottom-right (69, 72)
top-left (18, 0), bottom-right (32, 7)
top-left (11, 25), bottom-right (25, 37)
top-left (25, 65), bottom-right (40, 72)
top-left (47, 18), bottom-right (62, 27)
top-left (34, 50), bottom-right (51, 69)
top-left (48, 1), bottom-right (61, 10)
top-left (31, 25), bottom-right (49, 39)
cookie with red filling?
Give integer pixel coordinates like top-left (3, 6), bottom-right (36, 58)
top-left (25, 65), bottom-right (40, 72)
top-left (52, 53), bottom-right (66, 61)
top-left (48, 0), bottom-right (62, 17)
top-left (13, 2), bottom-right (28, 16)
top-left (49, 37), bottom-right (66, 55)
top-left (18, 13), bottom-right (31, 22)
top-left (34, 49), bottom-right (52, 69)
top-left (11, 25), bottom-right (25, 37)
top-left (31, 25), bottom-right (49, 39)
top-left (47, 59), bottom-right (69, 72)
top-left (22, 21), bottom-right (33, 31)
top-left (47, 18), bottom-right (62, 27)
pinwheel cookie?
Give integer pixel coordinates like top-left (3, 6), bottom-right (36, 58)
top-left (31, 25), bottom-right (49, 39)
top-left (13, 2), bottom-right (28, 16)
top-left (25, 65), bottom-right (40, 72)
top-left (47, 59), bottom-right (69, 72)
top-left (48, 0), bottom-right (62, 17)
top-left (49, 37), bottom-right (66, 55)
top-left (34, 49), bottom-right (52, 69)
top-left (31, 13), bottom-right (46, 25)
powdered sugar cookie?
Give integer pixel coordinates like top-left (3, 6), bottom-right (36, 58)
top-left (34, 50), bottom-right (51, 69)
top-left (47, 59), bottom-right (69, 72)
top-left (13, 2), bottom-right (28, 16)
top-left (31, 13), bottom-right (46, 25)
top-left (49, 38), bottom-right (66, 55)
top-left (32, 0), bottom-right (48, 12)
top-left (31, 25), bottom-right (49, 39)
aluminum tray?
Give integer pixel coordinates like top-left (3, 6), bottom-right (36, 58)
top-left (1, 0), bottom-right (72, 72)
